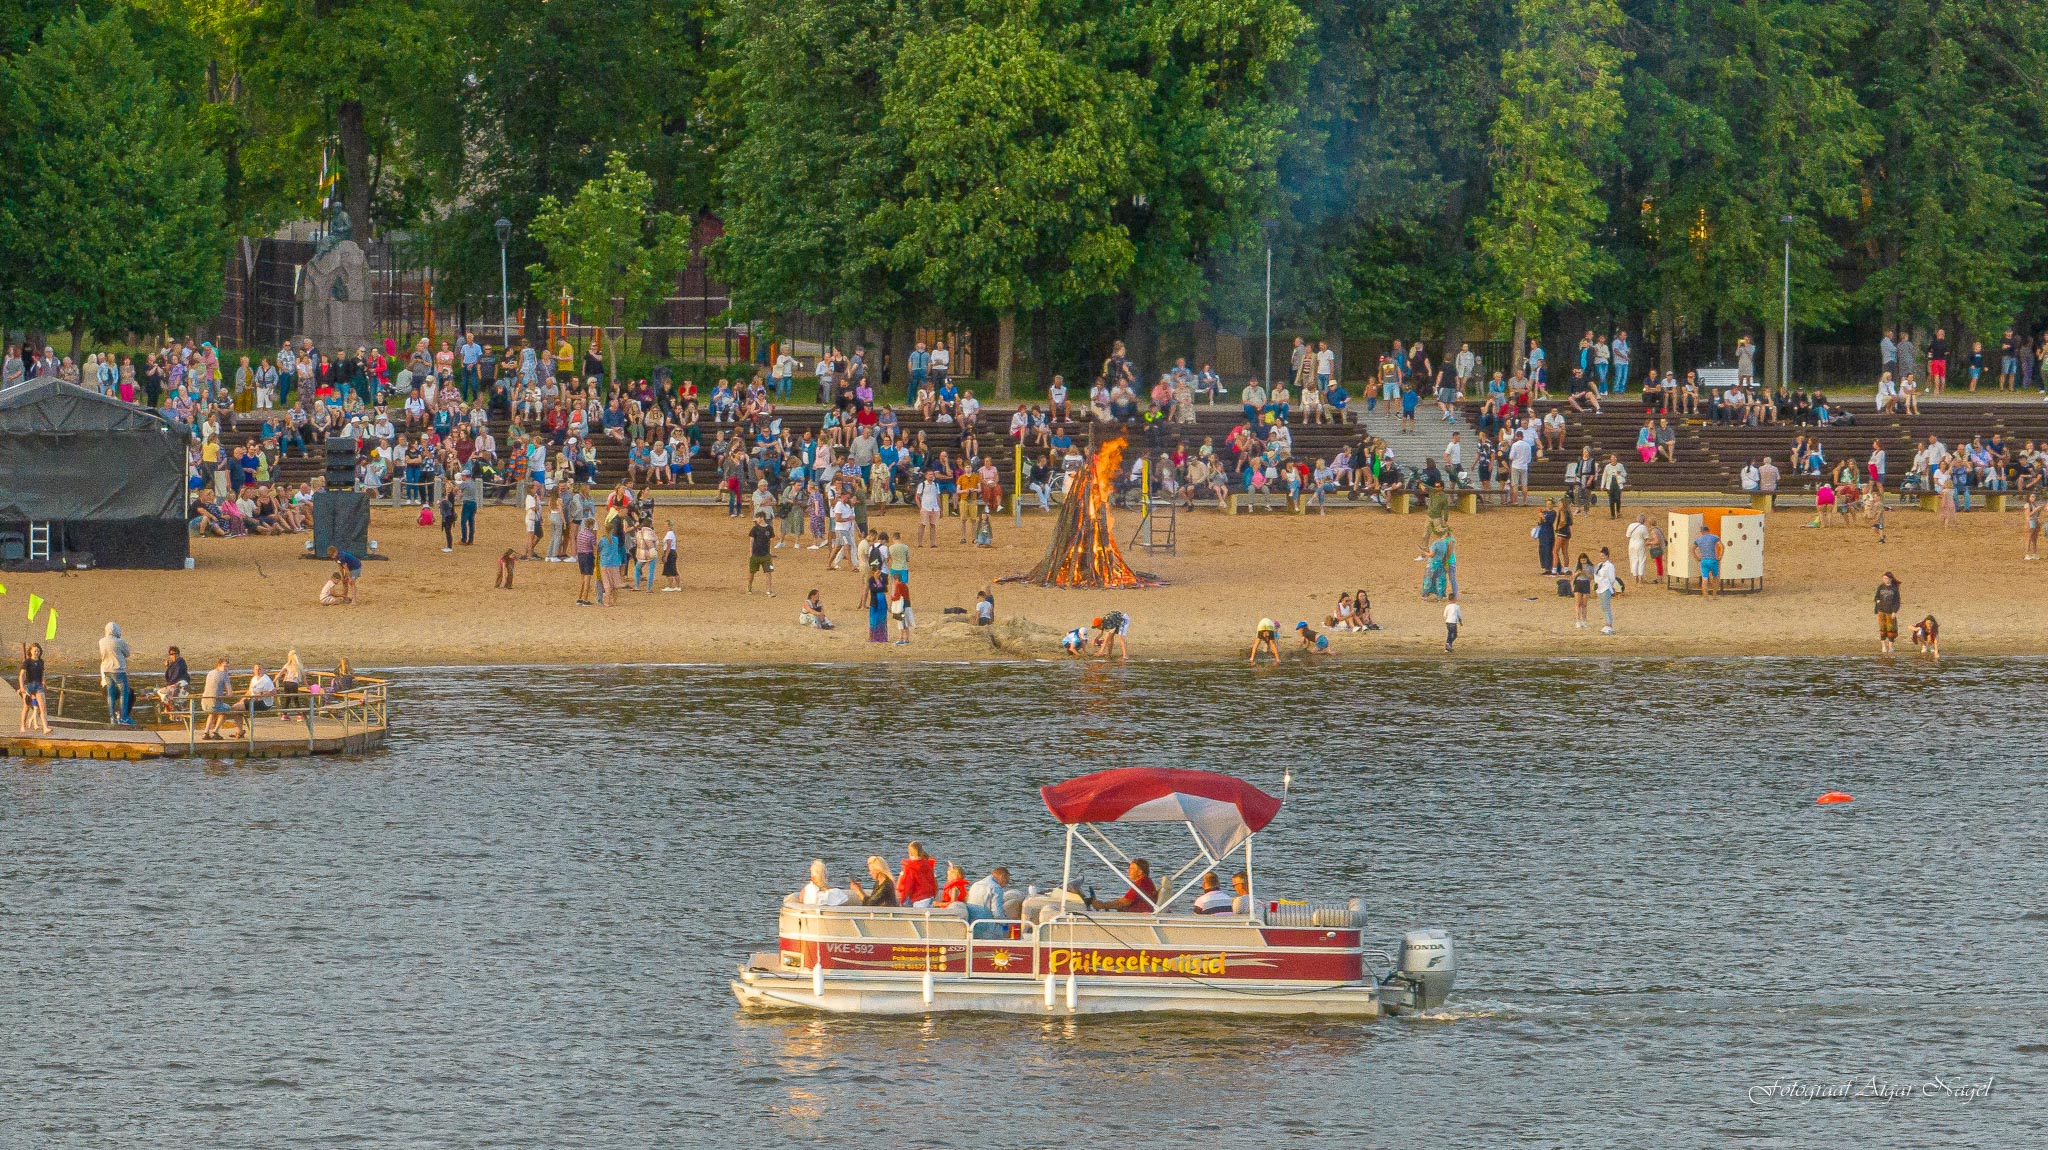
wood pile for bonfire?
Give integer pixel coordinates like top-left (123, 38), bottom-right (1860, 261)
top-left (1008, 436), bottom-right (1161, 588)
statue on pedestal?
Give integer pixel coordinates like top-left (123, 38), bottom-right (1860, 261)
top-left (300, 199), bottom-right (370, 350)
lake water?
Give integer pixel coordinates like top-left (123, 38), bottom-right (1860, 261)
top-left (4, 660), bottom-right (2042, 1147)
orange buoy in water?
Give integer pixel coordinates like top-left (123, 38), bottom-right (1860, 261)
top-left (1816, 791), bottom-right (1854, 805)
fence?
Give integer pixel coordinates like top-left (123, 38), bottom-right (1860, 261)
top-left (217, 212), bottom-right (752, 365)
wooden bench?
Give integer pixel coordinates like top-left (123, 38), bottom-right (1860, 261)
top-left (1913, 491), bottom-right (2005, 512)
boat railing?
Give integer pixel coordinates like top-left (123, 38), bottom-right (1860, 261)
top-left (785, 902), bottom-right (1325, 984)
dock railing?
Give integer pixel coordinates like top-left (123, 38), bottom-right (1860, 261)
top-left (150, 670), bottom-right (390, 755)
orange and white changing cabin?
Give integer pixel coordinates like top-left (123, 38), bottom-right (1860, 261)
top-left (732, 768), bottom-right (1456, 1016)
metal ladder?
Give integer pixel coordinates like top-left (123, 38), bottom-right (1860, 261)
top-left (27, 521), bottom-right (51, 562)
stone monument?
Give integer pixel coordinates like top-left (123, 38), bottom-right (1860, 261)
top-left (298, 206), bottom-right (370, 351)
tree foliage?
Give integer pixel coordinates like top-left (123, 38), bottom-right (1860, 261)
top-left (1858, 0), bottom-right (2046, 342)
top-left (0, 10), bottom-right (225, 352)
top-left (878, 0), bottom-right (1143, 394)
top-left (5, 0), bottom-right (2048, 370)
top-left (525, 153), bottom-right (692, 383)
top-left (1474, 0), bottom-right (1627, 359)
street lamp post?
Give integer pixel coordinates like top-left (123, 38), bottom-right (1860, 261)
top-left (1779, 214), bottom-right (1794, 386)
top-left (1261, 218), bottom-right (1278, 390)
top-left (495, 216), bottom-right (513, 346)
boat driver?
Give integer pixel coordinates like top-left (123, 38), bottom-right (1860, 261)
top-left (800, 859), bottom-right (853, 906)
top-left (1089, 859), bottom-right (1158, 912)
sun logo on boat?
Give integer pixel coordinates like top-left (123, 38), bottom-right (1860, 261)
top-left (989, 950), bottom-right (1015, 970)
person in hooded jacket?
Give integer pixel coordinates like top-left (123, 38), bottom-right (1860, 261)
top-left (99, 622), bottom-right (132, 725)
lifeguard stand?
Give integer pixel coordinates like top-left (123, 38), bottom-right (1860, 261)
top-left (1128, 458), bottom-right (1178, 555)
top-left (1665, 507), bottom-right (1764, 592)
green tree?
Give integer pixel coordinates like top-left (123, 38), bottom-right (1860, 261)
top-left (525, 153), bottom-right (691, 384)
top-left (1110, 0), bottom-right (1311, 352)
top-left (710, 0), bottom-right (909, 332)
top-left (1264, 0), bottom-right (1509, 358)
top-left (1859, 1), bottom-right (2045, 352)
top-left (0, 10), bottom-right (225, 355)
top-left (878, 1), bottom-right (1141, 398)
top-left (242, 0), bottom-right (455, 240)
top-left (1474, 0), bottom-right (1628, 367)
top-left (1626, 0), bottom-right (1872, 384)
top-left (433, 0), bottom-right (719, 349)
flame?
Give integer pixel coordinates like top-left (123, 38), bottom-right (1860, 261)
top-left (1007, 434), bottom-right (1157, 588)
top-left (1053, 436), bottom-right (1145, 587)
top-left (1090, 438), bottom-right (1126, 510)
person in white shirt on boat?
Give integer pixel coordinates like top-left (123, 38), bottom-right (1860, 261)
top-left (800, 859), bottom-right (853, 906)
top-left (1229, 871), bottom-right (1253, 915)
top-left (965, 866), bottom-right (1011, 937)
top-left (1192, 872), bottom-right (1235, 914)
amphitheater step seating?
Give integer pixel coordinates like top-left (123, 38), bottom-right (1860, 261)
top-left (203, 394), bottom-right (2048, 498)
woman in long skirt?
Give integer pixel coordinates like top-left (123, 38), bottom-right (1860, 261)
top-left (865, 569), bottom-right (890, 642)
top-left (807, 484), bottom-right (828, 547)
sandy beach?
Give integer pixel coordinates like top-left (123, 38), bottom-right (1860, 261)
top-left (8, 494), bottom-right (2043, 672)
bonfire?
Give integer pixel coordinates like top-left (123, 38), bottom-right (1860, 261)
top-left (1006, 436), bottom-right (1162, 588)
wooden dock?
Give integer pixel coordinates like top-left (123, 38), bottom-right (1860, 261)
top-left (1, 673), bottom-right (389, 761)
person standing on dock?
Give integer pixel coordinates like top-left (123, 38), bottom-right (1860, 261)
top-left (200, 657), bottom-right (238, 741)
top-left (17, 642), bottom-right (51, 735)
top-left (99, 622), bottom-right (133, 725)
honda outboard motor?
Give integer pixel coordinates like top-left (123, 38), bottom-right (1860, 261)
top-left (1392, 928), bottom-right (1456, 1010)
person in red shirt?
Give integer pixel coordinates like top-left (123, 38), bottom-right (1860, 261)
top-left (1091, 859), bottom-right (1158, 912)
top-left (897, 841), bottom-right (938, 907)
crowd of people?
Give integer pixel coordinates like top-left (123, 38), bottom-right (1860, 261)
top-left (13, 618), bottom-right (359, 738)
top-left (795, 846), bottom-right (1251, 925)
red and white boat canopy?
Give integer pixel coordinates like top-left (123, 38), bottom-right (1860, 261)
top-left (1041, 768), bottom-right (1282, 857)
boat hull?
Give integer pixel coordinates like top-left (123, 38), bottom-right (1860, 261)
top-left (732, 966), bottom-right (1383, 1017)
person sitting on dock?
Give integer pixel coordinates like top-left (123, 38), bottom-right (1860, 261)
top-left (1090, 859), bottom-right (1158, 912)
top-left (154, 646), bottom-right (190, 712)
top-left (848, 856), bottom-right (898, 907)
top-left (1192, 872), bottom-right (1234, 914)
top-left (240, 663), bottom-right (276, 723)
top-left (800, 860), bottom-right (853, 907)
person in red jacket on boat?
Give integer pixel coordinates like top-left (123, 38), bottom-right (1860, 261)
top-left (935, 864), bottom-right (970, 907)
top-left (897, 841), bottom-right (939, 907)
top-left (1090, 858), bottom-right (1158, 912)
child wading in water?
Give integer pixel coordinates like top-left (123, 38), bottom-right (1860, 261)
top-left (1249, 618), bottom-right (1280, 665)
top-left (1911, 615), bottom-right (1940, 659)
